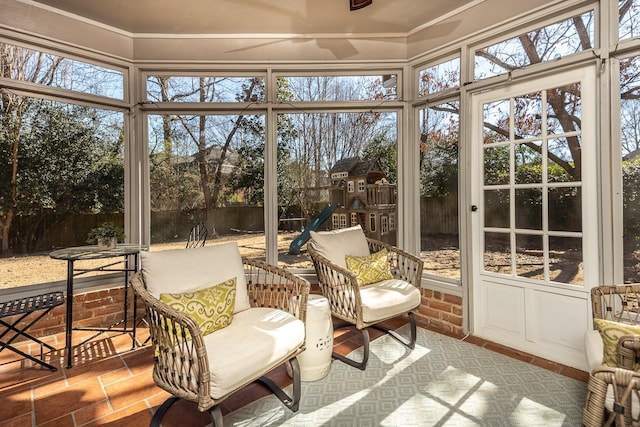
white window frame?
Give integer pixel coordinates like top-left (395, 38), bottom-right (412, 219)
top-left (351, 212), bottom-right (358, 226)
top-left (332, 214), bottom-right (340, 229)
top-left (381, 215), bottom-right (389, 235)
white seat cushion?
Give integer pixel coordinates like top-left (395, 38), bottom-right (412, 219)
top-left (205, 307), bottom-right (305, 399)
top-left (141, 242), bottom-right (250, 314)
top-left (309, 225), bottom-right (370, 269)
top-left (359, 279), bottom-right (421, 323)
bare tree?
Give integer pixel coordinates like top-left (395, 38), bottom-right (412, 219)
top-left (0, 45), bottom-right (62, 254)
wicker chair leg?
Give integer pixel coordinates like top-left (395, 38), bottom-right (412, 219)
top-left (332, 322), bottom-right (370, 370)
top-left (210, 406), bottom-right (223, 427)
top-left (256, 357), bottom-right (301, 412)
top-left (150, 396), bottom-right (179, 427)
top-left (332, 313), bottom-right (417, 371)
top-left (372, 312), bottom-right (417, 350)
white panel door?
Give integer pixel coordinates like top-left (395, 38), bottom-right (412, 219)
top-left (470, 67), bottom-right (597, 370)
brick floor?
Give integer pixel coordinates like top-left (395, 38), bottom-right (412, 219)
top-left (0, 320), bottom-right (588, 426)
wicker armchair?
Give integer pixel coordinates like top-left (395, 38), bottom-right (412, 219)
top-left (133, 243), bottom-right (309, 427)
top-left (307, 226), bottom-right (423, 370)
top-left (582, 284), bottom-right (640, 427)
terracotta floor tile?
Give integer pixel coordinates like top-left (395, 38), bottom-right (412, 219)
top-left (72, 399), bottom-right (113, 426)
top-left (460, 335), bottom-right (488, 347)
top-left (98, 367), bottom-right (132, 387)
top-left (145, 390), bottom-right (173, 414)
top-left (561, 365), bottom-right (590, 382)
top-left (103, 369), bottom-right (159, 412)
top-left (157, 399), bottom-right (214, 427)
top-left (333, 339), bottom-right (360, 356)
top-left (36, 414), bottom-right (75, 427)
top-left (0, 324), bottom-right (588, 426)
top-left (0, 361), bottom-right (63, 396)
top-left (532, 357), bottom-right (562, 373)
top-left (119, 346), bottom-right (154, 376)
top-left (34, 377), bottom-right (106, 424)
top-left (0, 412), bottom-right (32, 427)
top-left (2, 387), bottom-right (32, 422)
top-left (62, 355), bottom-right (126, 387)
top-left (483, 341), bottom-right (534, 363)
top-left (32, 376), bottom-right (69, 399)
top-left (80, 401), bottom-right (152, 427)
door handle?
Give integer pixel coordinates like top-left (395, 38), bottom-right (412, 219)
top-left (471, 205), bottom-right (478, 212)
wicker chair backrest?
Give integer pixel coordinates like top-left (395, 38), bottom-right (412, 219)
top-left (591, 284), bottom-right (640, 326)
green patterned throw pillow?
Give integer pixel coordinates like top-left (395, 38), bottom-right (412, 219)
top-left (160, 277), bottom-right (236, 338)
top-left (593, 318), bottom-right (640, 368)
top-left (345, 249), bottom-right (393, 286)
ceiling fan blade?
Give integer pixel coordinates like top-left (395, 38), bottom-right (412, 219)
top-left (350, 0), bottom-right (372, 11)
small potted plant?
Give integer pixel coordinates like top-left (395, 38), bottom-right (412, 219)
top-left (87, 222), bottom-right (125, 250)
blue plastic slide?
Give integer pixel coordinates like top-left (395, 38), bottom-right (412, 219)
top-left (288, 204), bottom-right (336, 255)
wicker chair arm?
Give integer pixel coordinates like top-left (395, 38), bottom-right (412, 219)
top-left (242, 257), bottom-right (310, 323)
top-left (307, 244), bottom-right (361, 322)
top-left (583, 365), bottom-right (640, 427)
top-left (618, 335), bottom-right (640, 371)
top-left (591, 284), bottom-right (640, 324)
top-left (366, 238), bottom-right (424, 288)
top-left (130, 272), bottom-right (212, 410)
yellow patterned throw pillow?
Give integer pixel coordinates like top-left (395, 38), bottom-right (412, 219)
top-left (345, 249), bottom-right (393, 286)
top-left (160, 277), bottom-right (236, 338)
top-left (593, 318), bottom-right (640, 368)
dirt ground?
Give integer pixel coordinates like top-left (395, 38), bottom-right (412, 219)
top-left (0, 232), bottom-right (314, 289)
top-left (0, 232), bottom-right (464, 289)
top-left (1, 232), bottom-right (592, 289)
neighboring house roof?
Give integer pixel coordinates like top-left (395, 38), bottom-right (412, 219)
top-left (168, 145), bottom-right (239, 175)
top-left (623, 148), bottom-right (640, 162)
top-left (329, 156), bottom-right (385, 180)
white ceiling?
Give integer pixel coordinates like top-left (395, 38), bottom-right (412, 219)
top-left (28, 0), bottom-right (481, 36)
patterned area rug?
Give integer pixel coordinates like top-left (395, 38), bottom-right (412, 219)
top-left (225, 326), bottom-right (587, 426)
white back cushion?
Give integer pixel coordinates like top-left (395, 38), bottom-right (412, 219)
top-left (309, 225), bottom-right (370, 269)
top-left (141, 242), bottom-right (250, 314)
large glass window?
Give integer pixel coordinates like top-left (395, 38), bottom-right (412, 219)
top-left (419, 100), bottom-right (460, 280)
top-left (147, 76), bottom-right (266, 103)
top-left (147, 112), bottom-right (266, 258)
top-left (276, 74), bottom-right (397, 102)
top-left (1, 42), bottom-right (124, 99)
top-left (418, 57), bottom-right (460, 97)
top-left (276, 111), bottom-right (398, 268)
top-left (0, 43), bottom-right (127, 290)
top-left (145, 75), bottom-right (267, 257)
top-left (474, 11), bottom-right (595, 81)
top-left (0, 96), bottom-right (124, 288)
top-left (621, 55), bottom-right (640, 283)
top-left (619, 0), bottom-right (640, 41)
top-left (481, 83), bottom-right (585, 286)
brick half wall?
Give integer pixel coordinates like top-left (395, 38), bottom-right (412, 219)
top-left (1, 286), bottom-right (143, 343)
top-left (415, 288), bottom-right (463, 336)
top-left (4, 285), bottom-right (464, 345)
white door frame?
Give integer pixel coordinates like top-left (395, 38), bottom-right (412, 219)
top-left (469, 66), bottom-right (598, 371)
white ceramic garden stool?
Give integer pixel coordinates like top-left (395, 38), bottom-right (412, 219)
top-left (298, 294), bottom-right (333, 381)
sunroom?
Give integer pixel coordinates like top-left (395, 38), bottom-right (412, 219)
top-left (0, 0), bottom-right (639, 425)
